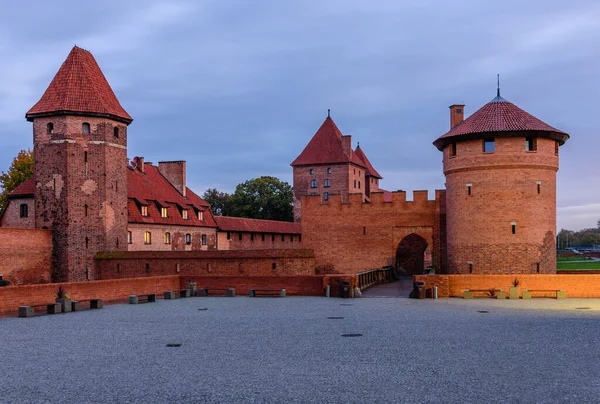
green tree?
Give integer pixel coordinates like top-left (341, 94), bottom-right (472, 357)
top-left (0, 149), bottom-right (34, 212)
top-left (227, 176), bottom-right (293, 221)
top-left (202, 188), bottom-right (231, 216)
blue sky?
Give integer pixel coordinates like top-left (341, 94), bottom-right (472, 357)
top-left (0, 0), bottom-right (598, 230)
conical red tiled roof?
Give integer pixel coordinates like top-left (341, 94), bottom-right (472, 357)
top-left (291, 117), bottom-right (366, 167)
top-left (433, 95), bottom-right (568, 151)
top-left (354, 145), bottom-right (382, 179)
top-left (26, 46), bottom-right (132, 124)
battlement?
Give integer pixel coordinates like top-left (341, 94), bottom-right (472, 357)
top-left (301, 189), bottom-right (445, 211)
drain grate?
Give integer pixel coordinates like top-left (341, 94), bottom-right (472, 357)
top-left (477, 310), bottom-right (489, 313)
top-left (327, 317), bottom-right (344, 319)
top-left (340, 304), bottom-right (353, 306)
top-left (166, 344), bottom-right (182, 347)
top-left (575, 307), bottom-right (592, 310)
top-left (341, 333), bottom-right (362, 337)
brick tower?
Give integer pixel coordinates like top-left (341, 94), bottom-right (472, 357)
top-left (433, 90), bottom-right (569, 274)
top-left (26, 46), bottom-right (133, 282)
top-left (291, 113), bottom-right (381, 222)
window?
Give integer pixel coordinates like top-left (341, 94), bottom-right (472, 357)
top-left (354, 180), bottom-right (357, 188)
top-left (84, 204), bottom-right (88, 216)
top-left (536, 262), bottom-right (540, 274)
top-left (85, 237), bottom-right (89, 249)
top-left (450, 143), bottom-right (456, 156)
top-left (116, 238), bottom-right (119, 248)
top-left (358, 181), bottom-right (361, 189)
top-left (262, 234), bottom-right (265, 241)
top-left (323, 192), bottom-right (329, 201)
top-left (555, 141), bottom-right (559, 156)
top-left (227, 232), bottom-right (231, 240)
top-left (327, 167), bottom-right (332, 174)
top-left (82, 122), bottom-right (90, 135)
top-left (114, 127), bottom-right (119, 138)
top-left (272, 234), bottom-right (275, 242)
top-left (182, 210), bottom-right (188, 220)
top-left (483, 139), bottom-right (495, 153)
top-left (19, 204), bottom-right (28, 218)
top-left (466, 184), bottom-right (472, 196)
top-left (324, 179), bottom-right (331, 187)
top-left (281, 234), bottom-right (285, 242)
top-left (511, 222), bottom-right (517, 234)
top-left (47, 123), bottom-right (54, 134)
top-left (309, 169), bottom-right (314, 175)
top-left (146, 263), bottom-right (150, 273)
top-left (84, 151), bottom-right (88, 163)
top-left (202, 234), bottom-right (207, 245)
top-left (299, 234), bottom-right (302, 242)
top-left (468, 262), bottom-right (473, 274)
top-left (117, 264), bottom-right (120, 273)
top-left (311, 179), bottom-right (317, 188)
top-left (455, 108), bottom-right (462, 114)
top-left (161, 207), bottom-right (168, 218)
top-left (185, 234), bottom-right (191, 245)
top-left (525, 137), bottom-right (537, 151)
top-left (272, 263), bottom-right (276, 270)
top-left (144, 232), bottom-right (152, 244)
top-left (164, 232), bottom-right (171, 244)
top-left (198, 211), bottom-right (204, 221)
top-left (251, 233), bottom-right (255, 241)
top-left (239, 233), bottom-right (243, 241)
top-left (127, 231), bottom-right (132, 244)
top-left (537, 181), bottom-right (541, 194)
top-left (141, 206), bottom-right (148, 217)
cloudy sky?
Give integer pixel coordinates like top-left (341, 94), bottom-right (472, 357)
top-left (0, 0), bottom-right (598, 230)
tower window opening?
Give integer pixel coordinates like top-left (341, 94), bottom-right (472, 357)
top-left (537, 181), bottom-right (541, 194)
top-left (146, 263), bottom-right (150, 273)
top-left (19, 203), bottom-right (28, 218)
top-left (239, 233), bottom-right (243, 241)
top-left (262, 234), bottom-right (265, 241)
top-left (450, 143), bottom-right (456, 156)
top-left (363, 226), bottom-right (366, 235)
top-left (202, 234), bottom-right (207, 245)
top-left (115, 181), bottom-right (118, 192)
top-left (526, 137), bottom-right (537, 151)
top-left (117, 264), bottom-right (120, 273)
top-left (127, 231), bottom-right (132, 244)
top-left (227, 231), bottom-right (231, 240)
top-left (467, 184), bottom-right (472, 196)
top-left (272, 234), bottom-right (275, 242)
top-left (82, 122), bottom-right (91, 135)
top-left (536, 262), bottom-right (540, 273)
top-left (309, 169), bottom-right (314, 175)
top-left (114, 127), bottom-right (119, 138)
top-left (185, 234), bottom-right (191, 245)
top-left (47, 123), bottom-right (54, 134)
top-left (84, 151), bottom-right (88, 163)
top-left (327, 167), bottom-right (332, 174)
top-left (511, 223), bottom-right (517, 234)
top-left (85, 237), bottom-right (89, 249)
top-left (282, 234), bottom-right (285, 242)
top-left (468, 262), bottom-right (473, 274)
top-left (116, 238), bottom-right (119, 248)
top-left (483, 139), bottom-right (495, 153)
top-left (251, 233), bottom-right (254, 241)
top-left (358, 181), bottom-right (361, 189)
top-left (84, 204), bottom-right (88, 216)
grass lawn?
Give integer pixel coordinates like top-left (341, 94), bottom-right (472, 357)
top-left (556, 256), bottom-right (592, 262)
top-left (557, 261), bottom-right (600, 270)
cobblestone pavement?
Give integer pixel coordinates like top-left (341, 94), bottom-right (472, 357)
top-left (1, 296), bottom-right (599, 403)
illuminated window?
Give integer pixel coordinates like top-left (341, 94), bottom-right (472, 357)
top-left (141, 206), bottom-right (148, 217)
top-left (161, 207), bottom-right (168, 218)
top-left (82, 122), bottom-right (90, 135)
top-left (198, 211), bottom-right (204, 221)
top-left (182, 210), bottom-right (188, 220)
top-left (164, 232), bottom-right (171, 244)
top-left (144, 232), bottom-right (152, 244)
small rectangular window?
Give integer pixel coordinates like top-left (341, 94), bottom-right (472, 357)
top-left (455, 108), bottom-right (462, 114)
top-left (469, 262), bottom-right (473, 274)
top-left (483, 139), bottom-right (495, 153)
top-left (450, 143), bottom-right (457, 156)
top-left (251, 233), bottom-right (254, 241)
top-left (227, 231), bottom-right (231, 240)
top-left (262, 234), bottom-right (265, 241)
top-left (311, 179), bottom-right (317, 188)
top-left (239, 232), bottom-right (243, 241)
top-left (144, 232), bottom-right (151, 244)
top-left (272, 234), bottom-right (275, 242)
top-left (272, 263), bottom-right (276, 270)
top-left (327, 168), bottom-right (332, 174)
top-left (354, 180), bottom-right (357, 188)
top-left (309, 169), bottom-right (314, 175)
top-left (536, 262), bottom-right (540, 273)
top-left (537, 181), bottom-right (541, 194)
top-left (324, 179), bottom-right (331, 187)
top-left (161, 207), bottom-right (168, 218)
top-left (164, 232), bottom-right (171, 244)
top-left (281, 234), bottom-right (285, 242)
top-left (19, 203), bottom-right (28, 218)
top-left (182, 210), bottom-right (188, 220)
top-left (198, 211), bottom-right (204, 221)
top-left (145, 263), bottom-right (150, 273)
top-left (201, 234), bottom-right (207, 245)
top-left (511, 223), bottom-right (516, 234)
top-left (127, 231), bottom-right (132, 244)
top-left (525, 137), bottom-right (537, 151)
top-left (467, 184), bottom-right (472, 196)
top-left (141, 206), bottom-right (148, 217)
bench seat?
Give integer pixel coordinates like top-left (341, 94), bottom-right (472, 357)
top-left (523, 289), bottom-right (566, 299)
top-left (129, 294), bottom-right (157, 304)
top-left (18, 303), bottom-right (61, 318)
top-left (249, 289), bottom-right (286, 297)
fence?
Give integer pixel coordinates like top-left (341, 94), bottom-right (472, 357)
top-left (357, 267), bottom-right (395, 290)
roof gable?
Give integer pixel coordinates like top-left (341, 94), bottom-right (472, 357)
top-left (26, 46), bottom-right (132, 124)
top-left (7, 178), bottom-right (35, 198)
top-left (354, 145), bottom-right (382, 179)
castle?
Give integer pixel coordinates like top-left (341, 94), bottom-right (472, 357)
top-left (0, 46), bottom-right (569, 283)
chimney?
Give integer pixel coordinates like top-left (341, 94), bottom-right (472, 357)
top-left (158, 161), bottom-right (187, 197)
top-left (138, 156), bottom-right (145, 173)
top-left (341, 135), bottom-right (352, 157)
top-left (449, 104), bottom-right (465, 128)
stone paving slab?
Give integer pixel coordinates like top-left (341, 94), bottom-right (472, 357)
top-left (1, 296), bottom-right (599, 403)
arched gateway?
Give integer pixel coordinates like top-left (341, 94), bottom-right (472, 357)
top-left (395, 233), bottom-right (429, 275)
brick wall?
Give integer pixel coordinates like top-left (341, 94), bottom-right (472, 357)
top-left (0, 275), bottom-right (180, 314)
top-left (181, 275), bottom-right (325, 296)
top-left (414, 274), bottom-right (600, 298)
top-left (217, 231), bottom-right (302, 250)
top-left (96, 249), bottom-right (316, 279)
top-left (301, 190), bottom-right (446, 274)
top-left (0, 197), bottom-right (35, 228)
top-left (0, 228), bottom-right (52, 285)
top-left (128, 223), bottom-right (217, 251)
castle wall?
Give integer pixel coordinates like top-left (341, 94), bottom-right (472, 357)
top-left (217, 231), bottom-right (302, 250)
top-left (0, 197), bottom-right (34, 228)
top-left (443, 137), bottom-right (558, 274)
top-left (128, 223), bottom-right (217, 251)
top-left (0, 228), bottom-right (52, 285)
top-left (300, 190), bottom-right (446, 274)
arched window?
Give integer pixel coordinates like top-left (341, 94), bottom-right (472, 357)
top-left (82, 122), bottom-right (90, 135)
top-left (185, 234), bottom-right (191, 245)
top-left (144, 231), bottom-right (152, 244)
top-left (19, 204), bottom-right (28, 218)
top-left (201, 234), bottom-right (207, 245)
top-left (114, 126), bottom-right (119, 138)
top-left (47, 123), bottom-right (54, 134)
top-left (164, 232), bottom-right (171, 244)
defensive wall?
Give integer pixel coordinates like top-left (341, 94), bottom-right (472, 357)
top-left (0, 228), bottom-right (52, 285)
top-left (300, 190), bottom-right (447, 274)
top-left (414, 274), bottom-right (600, 298)
top-left (95, 249), bottom-right (316, 279)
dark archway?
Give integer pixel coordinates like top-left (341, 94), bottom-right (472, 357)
top-left (395, 233), bottom-right (428, 276)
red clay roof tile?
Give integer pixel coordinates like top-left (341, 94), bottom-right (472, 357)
top-left (26, 46), bottom-right (132, 123)
top-left (7, 178), bottom-right (34, 197)
top-left (214, 216), bottom-right (300, 234)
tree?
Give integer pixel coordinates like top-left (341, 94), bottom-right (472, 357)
top-left (202, 188), bottom-right (231, 216)
top-left (0, 149), bottom-right (34, 213)
top-left (227, 176), bottom-right (293, 222)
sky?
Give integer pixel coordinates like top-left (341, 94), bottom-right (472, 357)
top-left (0, 0), bottom-right (598, 230)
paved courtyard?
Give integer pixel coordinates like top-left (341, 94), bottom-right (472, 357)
top-left (1, 296), bottom-right (600, 403)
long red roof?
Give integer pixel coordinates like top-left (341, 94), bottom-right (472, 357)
top-left (291, 117), bottom-right (366, 167)
top-left (215, 216), bottom-right (301, 234)
top-left (353, 145), bottom-right (382, 179)
top-left (434, 95), bottom-right (568, 150)
top-left (26, 46), bottom-right (132, 123)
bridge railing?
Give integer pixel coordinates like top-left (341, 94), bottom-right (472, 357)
top-left (357, 267), bottom-right (395, 290)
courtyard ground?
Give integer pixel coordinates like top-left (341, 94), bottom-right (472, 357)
top-left (1, 295), bottom-right (599, 403)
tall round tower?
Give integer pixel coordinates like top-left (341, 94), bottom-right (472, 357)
top-left (433, 91), bottom-right (569, 274)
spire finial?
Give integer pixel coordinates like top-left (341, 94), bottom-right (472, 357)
top-left (357, 141), bottom-right (360, 147)
top-left (327, 109), bottom-right (330, 119)
top-left (497, 74), bottom-right (500, 97)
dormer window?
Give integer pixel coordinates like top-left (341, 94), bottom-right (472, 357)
top-left (198, 211), bottom-right (204, 221)
top-left (114, 127), bottom-right (119, 138)
top-left (141, 206), bottom-right (148, 217)
top-left (47, 123), bottom-right (54, 134)
top-left (160, 207), bottom-right (168, 218)
top-left (82, 122), bottom-right (90, 135)
top-left (182, 210), bottom-right (189, 220)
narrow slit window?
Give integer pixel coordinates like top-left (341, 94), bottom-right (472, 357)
top-left (555, 141), bottom-right (559, 156)
top-left (146, 263), bottom-right (150, 273)
top-left (536, 262), bottom-right (540, 273)
top-left (185, 234), bottom-right (191, 245)
top-left (127, 231), bottom-right (132, 244)
top-left (227, 231), bottom-right (231, 240)
top-left (282, 234), bottom-right (285, 242)
top-left (84, 151), bottom-right (88, 163)
top-left (85, 237), bottom-right (89, 249)
top-left (262, 234), bottom-right (265, 241)
top-left (467, 184), bottom-right (472, 196)
top-left (84, 204), bottom-right (88, 216)
top-left (511, 223), bottom-right (517, 234)
top-left (117, 264), bottom-right (120, 273)
top-left (251, 233), bottom-right (254, 241)
top-left (114, 127), bottom-right (119, 138)
top-left (272, 234), bottom-right (275, 242)
top-left (450, 143), bottom-right (456, 156)
top-left (201, 234), bottom-right (207, 245)
top-left (239, 233), bottom-right (243, 241)
top-left (468, 262), bottom-right (473, 274)
top-left (537, 181), bottom-right (541, 194)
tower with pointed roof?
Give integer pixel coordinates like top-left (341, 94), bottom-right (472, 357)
top-left (26, 46), bottom-right (132, 282)
top-left (434, 90), bottom-right (569, 274)
top-left (291, 115), bottom-right (383, 222)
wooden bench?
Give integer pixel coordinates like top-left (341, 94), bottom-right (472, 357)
top-left (129, 294), bottom-right (157, 304)
top-left (464, 289), bottom-right (506, 299)
top-left (523, 289), bottom-right (566, 299)
top-left (18, 303), bottom-right (62, 318)
top-left (164, 290), bottom-right (190, 299)
top-left (71, 299), bottom-right (104, 311)
top-left (197, 288), bottom-right (235, 297)
top-left (249, 289), bottom-right (286, 297)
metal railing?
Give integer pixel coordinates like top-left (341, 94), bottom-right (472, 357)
top-left (357, 267), bottom-right (395, 290)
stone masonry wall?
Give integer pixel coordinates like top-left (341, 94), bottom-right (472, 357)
top-left (217, 231), bottom-right (302, 250)
top-left (0, 228), bottom-right (52, 285)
